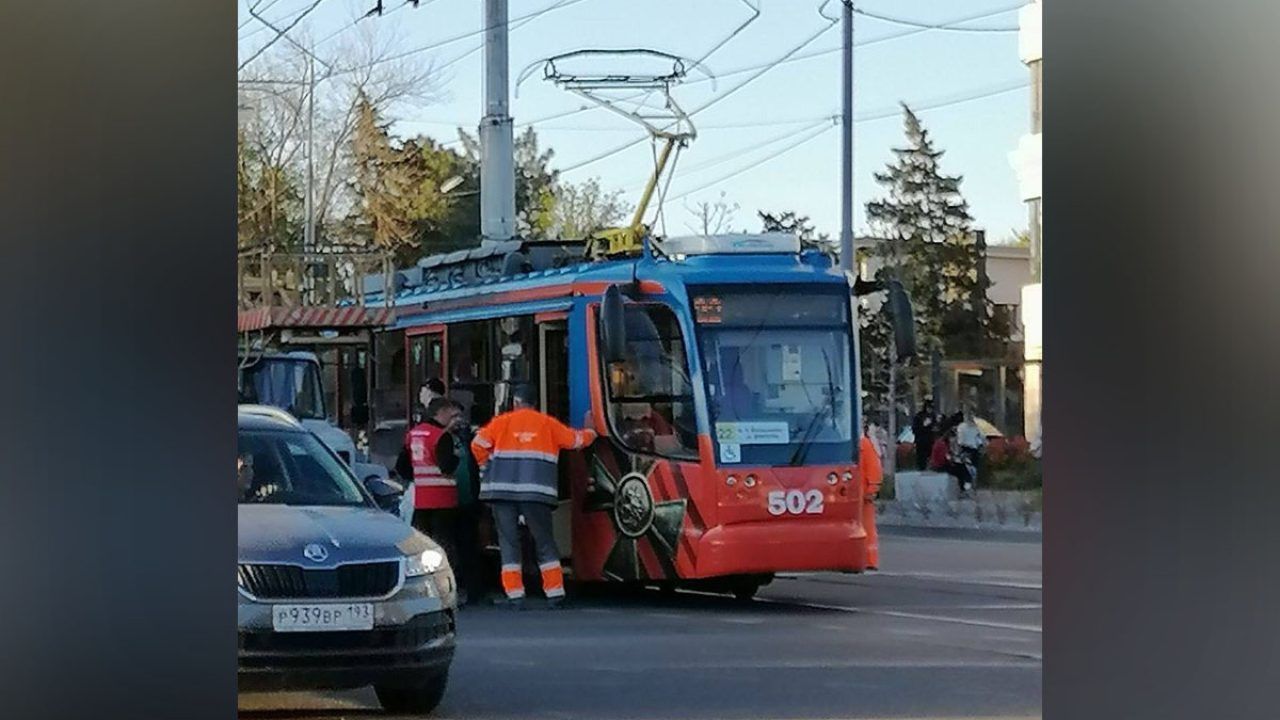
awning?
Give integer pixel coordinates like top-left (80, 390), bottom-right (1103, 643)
top-left (238, 306), bottom-right (395, 333)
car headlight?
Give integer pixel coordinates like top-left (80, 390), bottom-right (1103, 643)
top-left (405, 548), bottom-right (448, 578)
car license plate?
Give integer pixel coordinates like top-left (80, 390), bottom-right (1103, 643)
top-left (272, 603), bottom-right (374, 632)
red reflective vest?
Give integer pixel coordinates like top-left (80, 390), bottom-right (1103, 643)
top-left (407, 423), bottom-right (457, 509)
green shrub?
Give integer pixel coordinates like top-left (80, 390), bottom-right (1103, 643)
top-left (980, 436), bottom-right (1041, 490)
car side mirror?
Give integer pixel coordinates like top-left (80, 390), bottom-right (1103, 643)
top-left (364, 477), bottom-right (405, 513)
top-left (600, 284), bottom-right (628, 365)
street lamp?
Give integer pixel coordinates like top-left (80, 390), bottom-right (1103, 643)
top-left (440, 175), bottom-right (465, 194)
top-left (440, 175), bottom-right (479, 198)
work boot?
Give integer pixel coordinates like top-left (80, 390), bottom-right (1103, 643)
top-left (546, 596), bottom-right (565, 610)
top-left (492, 594), bottom-right (525, 610)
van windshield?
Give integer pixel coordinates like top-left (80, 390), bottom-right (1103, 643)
top-left (240, 358), bottom-right (326, 420)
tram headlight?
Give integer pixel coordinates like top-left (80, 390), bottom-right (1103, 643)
top-left (827, 473), bottom-right (839, 485)
top-left (744, 475), bottom-right (757, 488)
top-left (726, 475), bottom-right (738, 487)
top-left (842, 471), bottom-right (854, 483)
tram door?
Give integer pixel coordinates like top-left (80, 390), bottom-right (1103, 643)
top-left (407, 330), bottom-right (445, 418)
top-left (539, 321), bottom-right (574, 557)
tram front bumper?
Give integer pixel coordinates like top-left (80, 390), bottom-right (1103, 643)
top-left (695, 518), bottom-right (868, 576)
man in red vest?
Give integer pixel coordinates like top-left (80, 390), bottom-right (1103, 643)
top-left (397, 398), bottom-right (464, 571)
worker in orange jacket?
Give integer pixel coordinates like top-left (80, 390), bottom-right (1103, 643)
top-left (471, 385), bottom-right (597, 608)
top-left (859, 430), bottom-right (884, 570)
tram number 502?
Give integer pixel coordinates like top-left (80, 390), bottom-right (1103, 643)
top-left (767, 489), bottom-right (824, 516)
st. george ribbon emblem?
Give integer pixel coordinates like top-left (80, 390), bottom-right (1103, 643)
top-left (586, 454), bottom-right (686, 582)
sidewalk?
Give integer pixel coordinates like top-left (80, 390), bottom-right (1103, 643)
top-left (877, 489), bottom-right (1042, 534)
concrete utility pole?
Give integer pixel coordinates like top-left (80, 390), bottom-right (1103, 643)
top-left (839, 0), bottom-right (854, 274)
top-left (480, 0), bottom-right (516, 244)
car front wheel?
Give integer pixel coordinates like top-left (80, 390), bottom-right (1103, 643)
top-left (374, 671), bottom-right (449, 715)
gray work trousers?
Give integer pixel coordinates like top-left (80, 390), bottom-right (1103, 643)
top-left (489, 501), bottom-right (560, 570)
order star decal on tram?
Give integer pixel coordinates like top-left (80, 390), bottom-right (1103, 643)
top-left (348, 230), bottom-right (916, 599)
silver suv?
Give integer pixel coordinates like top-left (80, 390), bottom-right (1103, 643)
top-left (237, 407), bottom-right (457, 714)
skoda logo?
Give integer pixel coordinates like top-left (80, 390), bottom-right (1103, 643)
top-left (612, 473), bottom-right (656, 539)
top-left (303, 543), bottom-right (329, 562)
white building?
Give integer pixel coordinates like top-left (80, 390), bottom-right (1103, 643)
top-left (1010, 1), bottom-right (1043, 452)
top-left (853, 237), bottom-right (1032, 342)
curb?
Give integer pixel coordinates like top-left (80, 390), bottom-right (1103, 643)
top-left (878, 524), bottom-right (1042, 543)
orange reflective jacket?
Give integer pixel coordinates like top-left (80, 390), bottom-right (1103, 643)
top-left (471, 407), bottom-right (597, 505)
top-left (859, 434), bottom-right (883, 495)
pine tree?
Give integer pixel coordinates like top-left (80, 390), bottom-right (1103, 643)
top-left (863, 104), bottom-right (1007, 361)
top-left (348, 94), bottom-right (429, 264)
top-left (859, 105), bottom-right (1010, 427)
top-left (237, 129), bottom-right (302, 249)
top-left (758, 209), bottom-right (832, 252)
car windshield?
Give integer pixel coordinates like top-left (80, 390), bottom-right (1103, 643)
top-left (239, 358), bottom-right (326, 420)
top-left (692, 287), bottom-right (854, 466)
top-left (237, 429), bottom-right (369, 507)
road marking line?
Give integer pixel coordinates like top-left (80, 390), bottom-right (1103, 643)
top-left (881, 603), bottom-right (1042, 611)
top-left (780, 571), bottom-right (1043, 591)
top-left (589, 659), bottom-right (1041, 671)
top-left (758, 597), bottom-right (1043, 634)
top-left (874, 571), bottom-right (1043, 590)
top-left (718, 616), bottom-right (766, 625)
top-left (645, 611), bottom-right (691, 621)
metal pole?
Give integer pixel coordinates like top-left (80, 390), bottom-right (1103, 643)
top-left (480, 0), bottom-right (516, 243)
top-left (839, 0), bottom-right (854, 273)
top-left (886, 328), bottom-right (897, 477)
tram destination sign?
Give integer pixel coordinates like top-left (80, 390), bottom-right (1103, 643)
top-left (692, 290), bottom-right (848, 327)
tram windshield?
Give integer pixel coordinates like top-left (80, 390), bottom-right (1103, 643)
top-left (691, 287), bottom-right (854, 466)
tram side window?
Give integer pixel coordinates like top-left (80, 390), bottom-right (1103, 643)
top-left (447, 321), bottom-right (490, 428)
top-left (602, 305), bottom-right (698, 460)
top-left (372, 330), bottom-right (407, 426)
top-left (495, 315), bottom-right (539, 413)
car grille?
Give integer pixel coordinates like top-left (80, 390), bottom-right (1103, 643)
top-left (238, 561), bottom-right (401, 600)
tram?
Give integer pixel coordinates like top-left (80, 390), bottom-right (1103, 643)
top-left (344, 231), bottom-right (912, 597)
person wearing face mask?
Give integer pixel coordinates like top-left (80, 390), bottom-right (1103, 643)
top-left (418, 378), bottom-right (446, 417)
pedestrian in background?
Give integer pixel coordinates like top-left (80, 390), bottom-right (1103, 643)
top-left (929, 425), bottom-right (973, 494)
top-left (419, 378), bottom-right (445, 417)
top-left (449, 417), bottom-right (483, 606)
top-left (471, 384), bottom-right (596, 609)
top-left (956, 407), bottom-right (988, 488)
top-left (911, 398), bottom-right (937, 470)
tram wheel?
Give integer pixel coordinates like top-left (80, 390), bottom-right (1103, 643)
top-left (731, 581), bottom-right (760, 601)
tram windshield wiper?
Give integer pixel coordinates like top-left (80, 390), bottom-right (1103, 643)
top-left (788, 349), bottom-right (839, 467)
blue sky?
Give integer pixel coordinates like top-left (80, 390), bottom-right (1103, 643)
top-left (239, 0), bottom-right (1032, 242)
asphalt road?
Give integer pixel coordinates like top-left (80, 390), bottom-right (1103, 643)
top-left (239, 528), bottom-right (1042, 719)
